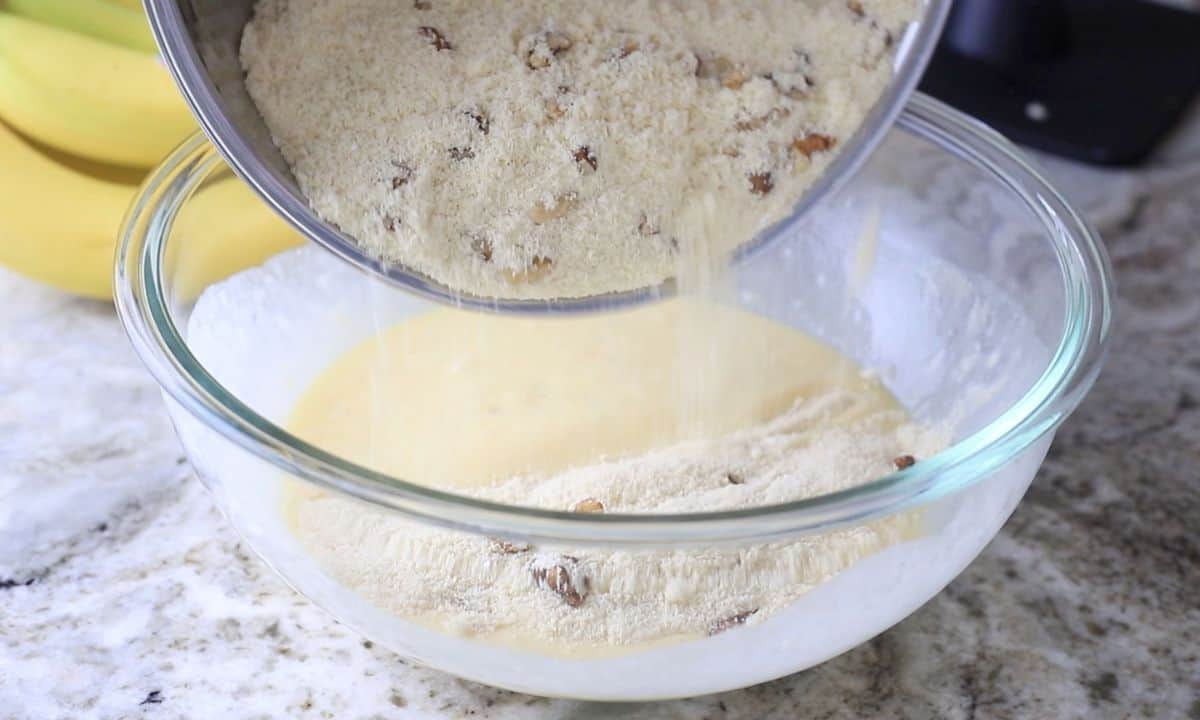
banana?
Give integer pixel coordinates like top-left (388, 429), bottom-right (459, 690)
top-left (102, 0), bottom-right (147, 11)
top-left (168, 176), bottom-right (306, 302)
top-left (0, 120), bottom-right (303, 301)
top-left (4, 0), bottom-right (157, 54)
top-left (0, 11), bottom-right (194, 168)
top-left (23, 133), bottom-right (148, 186)
top-left (0, 120), bottom-right (133, 298)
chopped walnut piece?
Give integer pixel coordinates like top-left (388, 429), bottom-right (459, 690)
top-left (709, 609), bottom-right (758, 635)
top-left (489, 538), bottom-right (531, 554)
top-left (721, 69), bottom-right (748, 90)
top-left (573, 146), bottom-right (598, 172)
top-left (792, 132), bottom-right (837, 158)
top-left (769, 74), bottom-right (809, 101)
top-left (570, 498), bottom-right (605, 513)
top-left (848, 0), bottom-right (866, 17)
top-left (893, 454), bottom-right (916, 470)
top-left (390, 161), bottom-right (414, 189)
top-left (530, 255), bottom-right (553, 273)
top-left (526, 30), bottom-right (573, 69)
top-left (611, 38), bottom-right (640, 60)
top-left (545, 100), bottom-right (567, 121)
top-left (448, 146), bottom-right (475, 161)
top-left (507, 255), bottom-right (554, 283)
top-left (382, 215), bottom-right (398, 232)
top-left (726, 472), bottom-right (745, 485)
top-left (465, 109), bottom-right (490, 135)
top-left (413, 0), bottom-right (431, 9)
top-left (696, 54), bottom-right (732, 80)
top-left (735, 107), bottom-right (790, 132)
top-left (532, 557), bottom-right (589, 608)
top-left (637, 213), bottom-right (660, 236)
top-left (748, 172), bottom-right (774, 196)
top-left (418, 26), bottom-right (452, 51)
top-left (546, 31), bottom-right (572, 53)
top-left (694, 54), bottom-right (746, 88)
top-left (470, 234), bottom-right (493, 262)
top-left (529, 193), bottom-right (577, 224)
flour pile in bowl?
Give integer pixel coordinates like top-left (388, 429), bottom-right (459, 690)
top-left (240, 0), bottom-right (918, 298)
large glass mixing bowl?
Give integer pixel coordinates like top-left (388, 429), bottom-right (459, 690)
top-left (115, 95), bottom-right (1113, 700)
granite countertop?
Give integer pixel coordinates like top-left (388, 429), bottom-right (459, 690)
top-left (3, 107), bottom-right (1200, 718)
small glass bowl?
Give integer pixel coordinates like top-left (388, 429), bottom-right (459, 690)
top-left (115, 95), bottom-right (1113, 700)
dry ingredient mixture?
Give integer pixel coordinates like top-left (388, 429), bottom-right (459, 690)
top-left (284, 300), bottom-right (947, 656)
top-left (241, 0), bottom-right (918, 298)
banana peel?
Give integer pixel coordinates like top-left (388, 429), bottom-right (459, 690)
top-left (168, 177), bottom-right (305, 303)
top-left (0, 11), bottom-right (194, 168)
top-left (0, 119), bottom-right (133, 298)
top-left (3, 0), bottom-right (158, 54)
top-left (0, 120), bottom-right (303, 302)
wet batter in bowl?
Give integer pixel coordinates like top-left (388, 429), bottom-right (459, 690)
top-left (284, 299), bottom-right (946, 656)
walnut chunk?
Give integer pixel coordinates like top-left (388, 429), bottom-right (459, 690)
top-left (695, 54), bottom-right (746, 88)
top-left (448, 146), bottom-right (475, 161)
top-left (570, 498), bottom-right (605, 513)
top-left (489, 538), bottom-right (531, 554)
top-left (470, 234), bottom-right (493, 262)
top-left (721, 69), bottom-right (748, 90)
top-left (390, 161), bottom-right (414, 189)
top-left (709, 609), bottom-right (758, 635)
top-left (532, 557), bottom-right (589, 608)
top-left (792, 133), bottom-right (837, 158)
top-left (637, 213), bottom-right (660, 237)
top-left (726, 472), bottom-right (745, 485)
top-left (546, 31), bottom-right (572, 53)
top-left (748, 172), bottom-right (774, 196)
top-left (735, 107), bottom-right (790, 132)
top-left (413, 0), bottom-right (431, 9)
top-left (893, 454), bottom-right (916, 470)
top-left (507, 256), bottom-right (554, 283)
top-left (418, 26), bottom-right (452, 51)
top-left (848, 0), bottom-right (866, 17)
top-left (382, 215), bottom-right (398, 232)
top-left (769, 73), bottom-right (810, 101)
top-left (696, 54), bottom-right (732, 80)
top-left (573, 146), bottom-right (597, 172)
top-left (529, 193), bottom-right (577, 224)
top-left (545, 100), bottom-right (567, 121)
top-left (614, 39), bottom-right (639, 60)
top-left (545, 87), bottom-right (573, 120)
top-left (465, 109), bottom-right (490, 135)
top-left (525, 30), bottom-right (573, 69)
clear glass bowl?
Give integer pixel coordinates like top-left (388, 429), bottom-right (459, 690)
top-left (115, 95), bottom-right (1113, 700)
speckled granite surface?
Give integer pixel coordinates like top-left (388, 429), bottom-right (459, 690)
top-left (3, 109), bottom-right (1200, 718)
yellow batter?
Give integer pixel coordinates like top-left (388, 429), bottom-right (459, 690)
top-left (280, 298), bottom-right (939, 657)
top-left (287, 299), bottom-right (901, 489)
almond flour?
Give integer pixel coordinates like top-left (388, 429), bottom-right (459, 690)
top-left (287, 386), bottom-right (946, 656)
top-left (240, 0), bottom-right (918, 298)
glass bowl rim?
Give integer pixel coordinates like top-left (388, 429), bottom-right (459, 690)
top-left (114, 94), bottom-right (1114, 547)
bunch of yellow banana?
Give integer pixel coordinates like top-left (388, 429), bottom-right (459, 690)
top-left (0, 1), bottom-right (301, 300)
